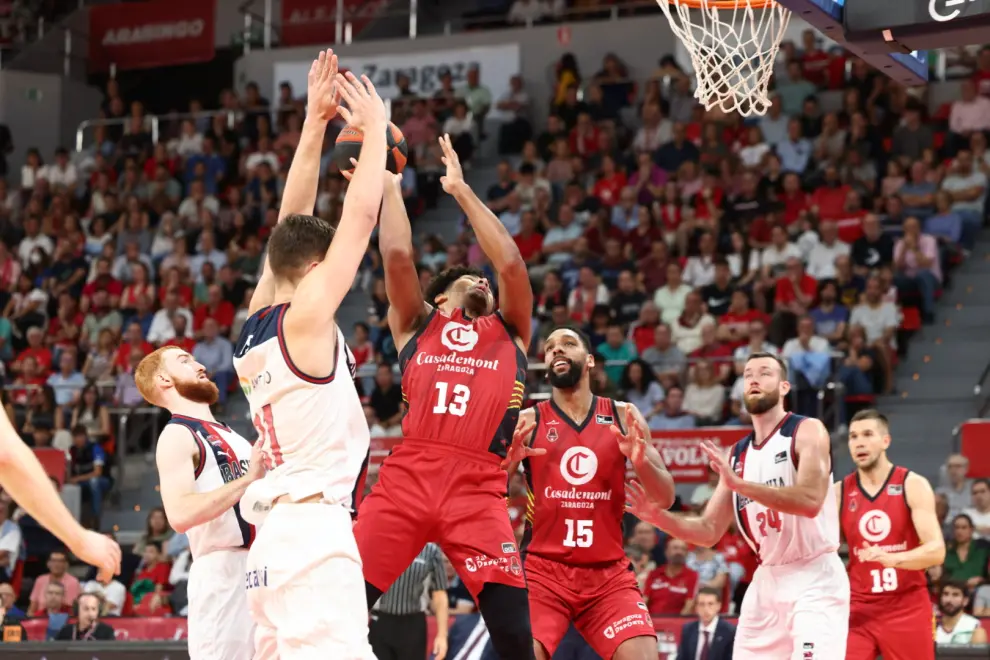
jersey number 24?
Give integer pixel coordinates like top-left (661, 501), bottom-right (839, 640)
top-left (755, 510), bottom-right (782, 536)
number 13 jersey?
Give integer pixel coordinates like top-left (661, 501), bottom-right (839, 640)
top-left (730, 413), bottom-right (839, 566)
top-left (398, 308), bottom-right (527, 457)
top-left (840, 465), bottom-right (926, 600)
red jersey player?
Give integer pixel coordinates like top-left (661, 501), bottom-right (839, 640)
top-left (353, 135), bottom-right (537, 659)
top-left (839, 409), bottom-right (945, 660)
top-left (506, 326), bottom-right (675, 660)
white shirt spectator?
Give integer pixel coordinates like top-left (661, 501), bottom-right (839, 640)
top-left (781, 334), bottom-right (830, 358)
top-left (147, 307), bottom-right (194, 345)
top-left (496, 87), bottom-right (531, 122)
top-left (244, 150), bottom-right (279, 174)
top-left (739, 143), bottom-right (771, 168)
top-left (653, 284), bottom-right (693, 325)
top-left (177, 194), bottom-right (221, 223)
top-left (567, 284), bottom-right (609, 310)
top-left (39, 163), bottom-right (78, 189)
top-left (632, 120), bottom-right (673, 153)
top-left (942, 170), bottom-right (988, 215)
top-left (806, 239), bottom-right (850, 280)
top-left (83, 578), bottom-right (127, 616)
top-left (499, 209), bottom-right (522, 236)
top-left (543, 222), bottom-right (583, 267)
top-left (961, 505), bottom-right (990, 539)
top-left (671, 314), bottom-right (716, 354)
top-left (683, 255), bottom-right (717, 288)
top-left (758, 242), bottom-right (802, 275)
top-left (508, 0), bottom-right (549, 24)
top-left (950, 95), bottom-right (990, 134)
top-left (849, 302), bottom-right (900, 347)
top-left (189, 249), bottom-right (228, 276)
top-left (18, 233), bottom-right (54, 269)
top-left (443, 115), bottom-right (475, 138)
top-left (0, 519), bottom-right (21, 576)
top-left (173, 132), bottom-right (204, 158)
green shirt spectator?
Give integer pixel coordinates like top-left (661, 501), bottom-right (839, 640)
top-left (597, 324), bottom-right (638, 385)
top-left (943, 513), bottom-right (990, 589)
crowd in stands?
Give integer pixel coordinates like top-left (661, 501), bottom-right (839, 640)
top-left (0, 0), bottom-right (987, 644)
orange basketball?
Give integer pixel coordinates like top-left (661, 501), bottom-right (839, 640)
top-left (333, 122), bottom-right (408, 174)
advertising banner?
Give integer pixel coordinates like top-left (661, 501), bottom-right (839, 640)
top-left (87, 0), bottom-right (215, 72)
top-left (22, 617), bottom-right (187, 641)
top-left (272, 43), bottom-right (521, 119)
top-left (280, 0), bottom-right (386, 47)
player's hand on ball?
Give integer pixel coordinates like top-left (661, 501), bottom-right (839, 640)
top-left (335, 71), bottom-right (386, 131)
top-left (71, 530), bottom-right (122, 583)
top-left (339, 158), bottom-right (402, 191)
top-left (700, 440), bottom-right (739, 488)
top-left (306, 49), bottom-right (341, 122)
top-left (438, 134), bottom-right (466, 194)
top-left (611, 405), bottom-right (647, 465)
top-left (500, 416), bottom-right (545, 469)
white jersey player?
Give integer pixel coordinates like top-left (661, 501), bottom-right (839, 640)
top-left (231, 50), bottom-right (386, 660)
top-left (137, 346), bottom-right (263, 660)
top-left (626, 352), bottom-right (849, 659)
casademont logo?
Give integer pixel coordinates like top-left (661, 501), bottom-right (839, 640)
top-left (103, 19), bottom-right (206, 45)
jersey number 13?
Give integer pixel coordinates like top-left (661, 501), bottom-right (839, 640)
top-left (432, 382), bottom-right (471, 416)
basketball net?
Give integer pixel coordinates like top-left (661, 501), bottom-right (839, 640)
top-left (656, 0), bottom-right (791, 116)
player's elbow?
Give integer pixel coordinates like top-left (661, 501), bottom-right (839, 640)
top-left (796, 495), bottom-right (826, 518)
top-left (499, 255), bottom-right (528, 279)
top-left (169, 517), bottom-right (193, 535)
top-left (382, 244), bottom-right (415, 266)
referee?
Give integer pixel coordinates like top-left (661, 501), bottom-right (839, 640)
top-left (369, 542), bottom-right (450, 660)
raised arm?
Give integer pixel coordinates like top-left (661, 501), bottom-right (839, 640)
top-left (859, 472), bottom-right (945, 571)
top-left (0, 412), bottom-right (121, 580)
top-left (614, 402), bottom-right (675, 510)
top-left (438, 135), bottom-right (533, 350)
top-left (250, 50), bottom-right (340, 316)
top-left (708, 418), bottom-right (831, 518)
top-left (626, 476), bottom-right (734, 548)
top-left (156, 425), bottom-right (265, 534)
top-left (285, 73), bottom-right (388, 340)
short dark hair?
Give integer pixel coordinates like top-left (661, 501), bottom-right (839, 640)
top-left (266, 214), bottom-right (334, 278)
top-left (850, 409), bottom-right (889, 432)
top-left (71, 424), bottom-right (88, 437)
top-left (147, 541), bottom-right (163, 553)
top-left (745, 351), bottom-right (788, 380)
top-left (940, 579), bottom-right (968, 596)
top-left (424, 266), bottom-right (483, 305)
top-left (696, 586), bottom-right (722, 602)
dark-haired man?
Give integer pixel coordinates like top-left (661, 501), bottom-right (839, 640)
top-left (628, 352), bottom-right (849, 659)
top-left (232, 50), bottom-right (385, 658)
top-left (353, 133), bottom-right (537, 659)
top-left (840, 409), bottom-right (943, 660)
top-left (503, 326), bottom-right (672, 660)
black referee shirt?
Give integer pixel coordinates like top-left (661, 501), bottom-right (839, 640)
top-left (373, 543), bottom-right (448, 616)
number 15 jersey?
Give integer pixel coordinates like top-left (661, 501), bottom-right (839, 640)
top-left (730, 413), bottom-right (839, 566)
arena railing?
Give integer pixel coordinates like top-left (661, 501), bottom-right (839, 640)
top-left (74, 110), bottom-right (244, 154)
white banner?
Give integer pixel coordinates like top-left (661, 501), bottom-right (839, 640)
top-left (273, 43), bottom-right (521, 119)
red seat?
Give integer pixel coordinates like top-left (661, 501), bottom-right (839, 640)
top-left (33, 449), bottom-right (66, 486)
top-left (900, 306), bottom-right (922, 332)
top-left (10, 559), bottom-right (23, 597)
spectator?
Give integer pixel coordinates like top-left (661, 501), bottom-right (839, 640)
top-left (81, 573), bottom-right (127, 618)
top-left (55, 592), bottom-right (115, 640)
top-left (69, 384), bottom-right (112, 446)
top-left (641, 323), bottom-right (687, 389)
top-left (0, 581), bottom-right (25, 619)
top-left (700, 259), bottom-right (736, 318)
top-left (940, 150), bottom-right (987, 250)
top-left (648, 385), bottom-right (696, 430)
top-left (893, 216), bottom-right (941, 324)
top-left (507, 0), bottom-right (548, 25)
top-left (938, 455), bottom-right (975, 519)
top-left (809, 280), bottom-right (848, 346)
top-left (442, 101), bottom-right (475, 165)
top-left (836, 325), bottom-right (877, 405)
top-left (806, 221), bottom-right (849, 281)
top-left (848, 276), bottom-right (898, 352)
top-left (690, 468), bottom-right (720, 508)
top-left (619, 360), bottom-right (665, 422)
top-left (942, 514), bottom-right (989, 590)
top-left (0, 498), bottom-right (20, 582)
top-left (677, 587), bottom-right (735, 660)
top-left (683, 360), bottom-right (725, 425)
top-left (948, 80), bottom-right (990, 148)
top-left (29, 550), bottom-right (80, 613)
top-left (597, 323), bottom-right (637, 385)
top-left (771, 257), bottom-right (817, 345)
top-left (962, 479), bottom-right (990, 540)
top-left (654, 262), bottom-right (692, 325)
top-left (495, 75), bottom-right (532, 155)
top-left (66, 426), bottom-right (111, 522)
top-left (191, 318), bottom-right (234, 408)
top-left (370, 364), bottom-right (403, 436)
top-left (47, 351), bottom-right (86, 409)
top-left (776, 118), bottom-right (813, 174)
top-left (891, 105), bottom-right (933, 161)
top-left (133, 507), bottom-right (173, 556)
top-left (936, 580), bottom-right (988, 644)
top-left (643, 538), bottom-right (698, 615)
top-left (130, 541), bottom-right (171, 613)
top-left (687, 544), bottom-right (729, 601)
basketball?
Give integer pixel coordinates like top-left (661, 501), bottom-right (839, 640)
top-left (333, 122), bottom-right (408, 174)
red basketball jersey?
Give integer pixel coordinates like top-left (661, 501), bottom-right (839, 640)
top-left (841, 466), bottom-right (927, 600)
top-left (399, 308), bottom-right (527, 457)
top-left (523, 396), bottom-right (628, 565)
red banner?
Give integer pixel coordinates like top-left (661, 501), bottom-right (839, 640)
top-left (280, 0), bottom-right (386, 47)
top-left (88, 0), bottom-right (215, 72)
top-left (960, 419), bottom-right (990, 478)
top-left (371, 428), bottom-right (750, 483)
top-left (22, 616), bottom-right (187, 641)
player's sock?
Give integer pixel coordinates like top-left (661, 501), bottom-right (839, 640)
top-left (477, 583), bottom-right (536, 660)
top-left (365, 580), bottom-right (384, 612)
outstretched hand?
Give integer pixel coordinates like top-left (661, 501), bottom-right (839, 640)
top-left (500, 416), bottom-right (545, 470)
top-left (335, 72), bottom-right (386, 132)
top-left (438, 134), bottom-right (465, 194)
top-left (306, 49), bottom-right (341, 121)
top-left (611, 405), bottom-right (647, 465)
top-left (700, 440), bottom-right (740, 490)
top-left (624, 480), bottom-right (664, 522)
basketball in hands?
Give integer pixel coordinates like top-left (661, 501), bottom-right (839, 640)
top-left (333, 122), bottom-right (408, 174)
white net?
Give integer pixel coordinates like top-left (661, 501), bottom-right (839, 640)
top-left (657, 0), bottom-right (791, 116)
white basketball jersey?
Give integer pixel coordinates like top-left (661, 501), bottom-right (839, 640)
top-left (167, 415), bottom-right (256, 558)
top-left (232, 303), bottom-right (369, 524)
top-left (730, 413), bottom-right (839, 566)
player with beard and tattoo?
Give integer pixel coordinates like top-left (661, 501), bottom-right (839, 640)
top-left (136, 346), bottom-right (263, 660)
top-left (353, 134), bottom-right (538, 659)
top-left (627, 352), bottom-right (850, 659)
top-left (500, 327), bottom-right (673, 660)
top-left (839, 409), bottom-right (944, 660)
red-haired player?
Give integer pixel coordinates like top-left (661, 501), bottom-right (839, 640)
top-left (840, 409), bottom-right (945, 660)
top-left (505, 326), bottom-right (675, 660)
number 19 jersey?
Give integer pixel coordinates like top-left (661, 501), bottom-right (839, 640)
top-left (398, 308), bottom-right (527, 457)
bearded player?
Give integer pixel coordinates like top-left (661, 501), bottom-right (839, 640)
top-left (353, 134), bottom-right (536, 658)
top-left (502, 327), bottom-right (673, 660)
top-left (840, 409), bottom-right (944, 660)
top-left (137, 346), bottom-right (263, 659)
top-left (627, 352), bottom-right (849, 659)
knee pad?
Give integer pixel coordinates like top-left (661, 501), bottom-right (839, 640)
top-left (365, 581), bottom-right (384, 612)
top-left (477, 583), bottom-right (535, 660)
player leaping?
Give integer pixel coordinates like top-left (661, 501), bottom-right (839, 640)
top-left (503, 326), bottom-right (673, 660)
top-left (353, 134), bottom-right (537, 659)
top-left (232, 50), bottom-right (384, 659)
top-left (627, 353), bottom-right (849, 659)
top-left (840, 409), bottom-right (945, 660)
top-left (138, 346), bottom-right (263, 660)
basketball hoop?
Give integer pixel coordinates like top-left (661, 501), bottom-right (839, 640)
top-left (656, 0), bottom-right (791, 116)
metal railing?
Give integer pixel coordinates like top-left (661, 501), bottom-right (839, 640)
top-left (74, 109), bottom-right (243, 153)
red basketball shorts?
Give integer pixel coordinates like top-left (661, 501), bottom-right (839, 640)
top-left (847, 588), bottom-right (935, 660)
top-left (353, 439), bottom-right (526, 599)
top-left (525, 554), bottom-right (656, 659)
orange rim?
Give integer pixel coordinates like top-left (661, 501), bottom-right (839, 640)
top-left (666, 0), bottom-right (778, 8)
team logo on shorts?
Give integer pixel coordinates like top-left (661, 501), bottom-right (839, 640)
top-left (636, 601), bottom-right (648, 611)
top-left (440, 321), bottom-right (479, 352)
top-left (560, 446), bottom-right (598, 486)
top-left (501, 542), bottom-right (516, 554)
top-left (464, 558), bottom-right (477, 572)
top-left (858, 510), bottom-right (892, 543)
top-left (603, 626), bottom-right (615, 640)
top-left (509, 556), bottom-right (521, 576)
top-left (803, 642), bottom-right (814, 659)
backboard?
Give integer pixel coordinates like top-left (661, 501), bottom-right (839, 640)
top-left (776, 0), bottom-right (931, 85)
top-left (843, 0), bottom-right (990, 51)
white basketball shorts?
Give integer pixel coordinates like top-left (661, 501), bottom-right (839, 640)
top-left (246, 502), bottom-right (375, 660)
top-left (734, 551), bottom-right (850, 660)
top-left (187, 549), bottom-right (255, 660)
